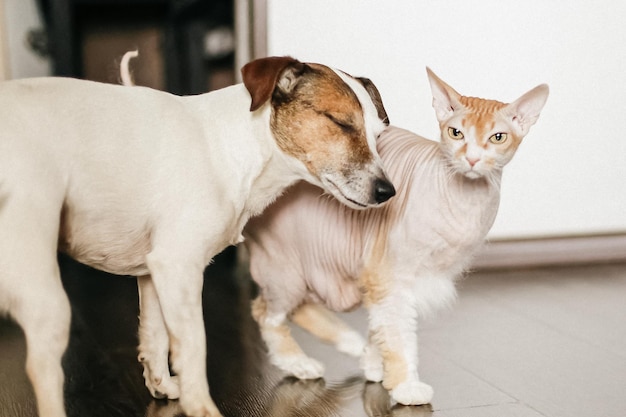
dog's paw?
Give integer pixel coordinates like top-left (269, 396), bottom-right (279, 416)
top-left (360, 345), bottom-right (383, 382)
top-left (390, 380), bottom-right (434, 406)
top-left (274, 354), bottom-right (325, 380)
top-left (335, 330), bottom-right (366, 357)
top-left (180, 395), bottom-right (223, 417)
top-left (147, 374), bottom-right (181, 400)
top-left (140, 360), bottom-right (181, 400)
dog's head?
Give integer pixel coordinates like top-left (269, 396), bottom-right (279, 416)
top-left (241, 56), bottom-right (395, 209)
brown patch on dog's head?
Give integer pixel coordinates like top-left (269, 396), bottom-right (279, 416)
top-left (242, 56), bottom-right (395, 209)
top-left (242, 56), bottom-right (304, 111)
top-left (271, 63), bottom-right (373, 171)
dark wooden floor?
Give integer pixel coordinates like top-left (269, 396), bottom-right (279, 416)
top-left (1, 256), bottom-right (625, 417)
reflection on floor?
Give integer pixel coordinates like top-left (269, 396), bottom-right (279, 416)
top-left (1, 255), bottom-right (625, 417)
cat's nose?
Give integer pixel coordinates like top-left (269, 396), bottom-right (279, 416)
top-left (466, 157), bottom-right (480, 167)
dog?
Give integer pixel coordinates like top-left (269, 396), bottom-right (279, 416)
top-left (0, 54), bottom-right (395, 417)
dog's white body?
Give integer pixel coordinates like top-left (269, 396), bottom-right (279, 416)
top-left (0, 56), bottom-right (394, 417)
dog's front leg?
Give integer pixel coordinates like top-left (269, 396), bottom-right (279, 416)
top-left (137, 275), bottom-right (180, 399)
top-left (364, 286), bottom-right (434, 406)
top-left (146, 250), bottom-right (222, 417)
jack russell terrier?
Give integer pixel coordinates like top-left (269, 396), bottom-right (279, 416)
top-left (0, 54), bottom-right (395, 417)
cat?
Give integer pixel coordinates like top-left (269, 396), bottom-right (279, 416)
top-left (243, 68), bottom-right (549, 405)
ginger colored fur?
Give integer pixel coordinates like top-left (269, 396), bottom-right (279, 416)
top-left (243, 69), bottom-right (549, 406)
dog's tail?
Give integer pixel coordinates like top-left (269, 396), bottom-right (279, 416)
top-left (120, 50), bottom-right (139, 87)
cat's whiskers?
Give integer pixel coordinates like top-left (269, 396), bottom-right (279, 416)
top-left (483, 168), bottom-right (503, 190)
top-left (440, 155), bottom-right (461, 187)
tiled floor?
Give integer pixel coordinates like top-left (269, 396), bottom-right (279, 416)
top-left (1, 256), bottom-right (625, 417)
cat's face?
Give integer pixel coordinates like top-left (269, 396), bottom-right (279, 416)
top-left (427, 68), bottom-right (549, 180)
top-left (438, 97), bottom-right (521, 179)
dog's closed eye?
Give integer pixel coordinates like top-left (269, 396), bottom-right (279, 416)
top-left (324, 112), bottom-right (356, 133)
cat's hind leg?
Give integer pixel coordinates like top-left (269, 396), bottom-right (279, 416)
top-left (251, 296), bottom-right (324, 379)
top-left (290, 302), bottom-right (365, 357)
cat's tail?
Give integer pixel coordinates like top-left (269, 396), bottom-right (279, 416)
top-left (119, 50), bottom-right (138, 87)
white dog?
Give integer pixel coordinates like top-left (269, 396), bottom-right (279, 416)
top-left (0, 54), bottom-right (395, 417)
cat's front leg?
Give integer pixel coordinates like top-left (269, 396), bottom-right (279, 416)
top-left (361, 330), bottom-right (384, 382)
top-left (251, 296), bottom-right (325, 379)
top-left (365, 289), bottom-right (433, 406)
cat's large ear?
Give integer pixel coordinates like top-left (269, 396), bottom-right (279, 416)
top-left (426, 67), bottom-right (464, 123)
top-left (505, 84), bottom-right (549, 136)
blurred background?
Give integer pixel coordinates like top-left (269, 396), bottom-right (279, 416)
top-left (1, 0), bottom-right (624, 267)
top-left (0, 0), bottom-right (239, 93)
top-left (0, 0), bottom-right (252, 268)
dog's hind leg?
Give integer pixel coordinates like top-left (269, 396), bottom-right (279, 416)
top-left (290, 302), bottom-right (366, 357)
top-left (137, 274), bottom-right (180, 400)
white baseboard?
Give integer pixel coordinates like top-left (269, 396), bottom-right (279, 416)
top-left (472, 234), bottom-right (626, 270)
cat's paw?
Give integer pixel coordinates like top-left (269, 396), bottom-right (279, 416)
top-left (390, 380), bottom-right (434, 405)
top-left (273, 354), bottom-right (325, 380)
top-left (335, 330), bottom-right (366, 357)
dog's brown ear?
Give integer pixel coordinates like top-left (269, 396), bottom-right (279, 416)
top-left (241, 56), bottom-right (305, 111)
top-left (356, 77), bottom-right (389, 125)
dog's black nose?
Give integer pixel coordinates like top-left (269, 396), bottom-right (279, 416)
top-left (373, 178), bottom-right (396, 204)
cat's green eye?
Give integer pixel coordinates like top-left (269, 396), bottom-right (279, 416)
top-left (489, 132), bottom-right (508, 144)
top-left (448, 127), bottom-right (464, 140)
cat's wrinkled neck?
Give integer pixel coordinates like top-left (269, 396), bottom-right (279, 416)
top-left (439, 161), bottom-right (501, 214)
top-left (458, 170), bottom-right (501, 190)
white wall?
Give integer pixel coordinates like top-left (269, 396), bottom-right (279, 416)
top-left (266, 0), bottom-right (626, 239)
